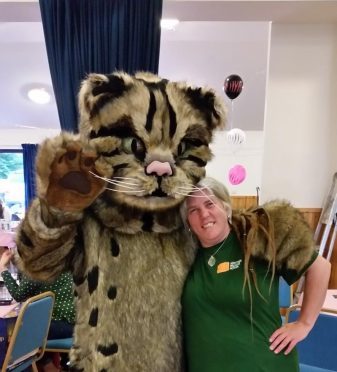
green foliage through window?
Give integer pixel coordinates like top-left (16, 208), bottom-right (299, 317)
top-left (0, 153), bottom-right (22, 179)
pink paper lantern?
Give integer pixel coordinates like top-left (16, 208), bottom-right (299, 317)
top-left (228, 164), bottom-right (246, 185)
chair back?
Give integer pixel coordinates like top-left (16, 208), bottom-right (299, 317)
top-left (1, 291), bottom-right (54, 372)
top-left (279, 277), bottom-right (292, 308)
top-left (286, 305), bottom-right (337, 371)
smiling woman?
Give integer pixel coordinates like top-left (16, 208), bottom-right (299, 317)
top-left (180, 176), bottom-right (331, 372)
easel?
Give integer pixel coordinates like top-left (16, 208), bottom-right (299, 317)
top-left (295, 172), bottom-right (337, 297)
top-left (314, 172), bottom-right (337, 261)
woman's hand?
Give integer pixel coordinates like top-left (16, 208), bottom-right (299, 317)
top-left (269, 321), bottom-right (312, 355)
top-left (0, 250), bottom-right (14, 272)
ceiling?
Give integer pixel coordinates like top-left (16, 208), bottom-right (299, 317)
top-left (0, 0), bottom-right (337, 132)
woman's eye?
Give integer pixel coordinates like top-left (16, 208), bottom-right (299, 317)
top-left (122, 137), bottom-right (145, 158)
top-left (177, 141), bottom-right (187, 156)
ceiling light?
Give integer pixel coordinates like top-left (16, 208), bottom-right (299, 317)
top-left (160, 18), bottom-right (180, 31)
top-left (27, 88), bottom-right (51, 104)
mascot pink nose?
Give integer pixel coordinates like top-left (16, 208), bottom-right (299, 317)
top-left (146, 161), bottom-right (173, 177)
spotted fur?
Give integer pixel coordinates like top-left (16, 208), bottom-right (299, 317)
top-left (16, 72), bottom-right (227, 371)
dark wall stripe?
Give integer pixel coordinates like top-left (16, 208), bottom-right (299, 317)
top-left (110, 238), bottom-right (120, 257)
top-left (87, 266), bottom-right (99, 294)
top-left (142, 212), bottom-right (154, 232)
top-left (97, 343), bottom-right (118, 356)
top-left (89, 307), bottom-right (99, 327)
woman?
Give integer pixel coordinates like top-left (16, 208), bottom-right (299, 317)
top-left (0, 250), bottom-right (75, 372)
top-left (180, 177), bottom-right (330, 372)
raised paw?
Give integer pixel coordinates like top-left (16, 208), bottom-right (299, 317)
top-left (46, 142), bottom-right (106, 212)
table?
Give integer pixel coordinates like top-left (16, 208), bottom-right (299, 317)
top-left (321, 289), bottom-right (337, 310)
top-left (298, 289), bottom-right (337, 313)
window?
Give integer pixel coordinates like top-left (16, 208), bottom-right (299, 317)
top-left (0, 150), bottom-right (25, 222)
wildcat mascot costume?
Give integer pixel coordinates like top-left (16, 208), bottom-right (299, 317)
top-left (16, 72), bottom-right (226, 371)
top-left (16, 72), bottom-right (316, 371)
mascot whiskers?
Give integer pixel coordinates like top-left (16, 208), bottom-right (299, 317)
top-left (16, 72), bottom-right (226, 371)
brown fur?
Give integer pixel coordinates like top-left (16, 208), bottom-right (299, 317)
top-left (16, 72), bottom-right (226, 371)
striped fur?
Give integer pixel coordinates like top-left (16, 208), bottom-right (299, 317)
top-left (16, 72), bottom-right (227, 371)
top-left (79, 71), bottom-right (226, 212)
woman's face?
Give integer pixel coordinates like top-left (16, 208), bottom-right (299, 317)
top-left (186, 189), bottom-right (230, 247)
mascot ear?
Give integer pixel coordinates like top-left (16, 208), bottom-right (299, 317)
top-left (185, 86), bottom-right (227, 130)
top-left (78, 72), bottom-right (132, 124)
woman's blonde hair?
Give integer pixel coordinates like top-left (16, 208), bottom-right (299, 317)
top-left (180, 177), bottom-right (276, 308)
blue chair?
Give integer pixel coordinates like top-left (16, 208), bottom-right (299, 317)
top-left (45, 337), bottom-right (72, 353)
top-left (279, 277), bottom-right (293, 324)
top-left (279, 277), bottom-right (293, 308)
top-left (45, 337), bottom-right (73, 369)
top-left (286, 305), bottom-right (337, 372)
top-left (1, 291), bottom-right (54, 372)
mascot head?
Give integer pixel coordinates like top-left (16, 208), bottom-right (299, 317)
top-left (78, 71), bottom-right (226, 212)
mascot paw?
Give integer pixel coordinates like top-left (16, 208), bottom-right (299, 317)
top-left (45, 142), bottom-right (106, 212)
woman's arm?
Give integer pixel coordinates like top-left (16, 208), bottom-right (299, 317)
top-left (0, 250), bottom-right (40, 302)
top-left (269, 255), bottom-right (331, 354)
top-left (1, 271), bottom-right (40, 302)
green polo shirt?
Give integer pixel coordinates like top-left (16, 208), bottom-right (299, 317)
top-left (182, 231), bottom-right (317, 372)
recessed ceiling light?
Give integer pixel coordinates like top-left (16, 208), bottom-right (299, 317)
top-left (27, 88), bottom-right (51, 104)
top-left (160, 18), bottom-right (180, 31)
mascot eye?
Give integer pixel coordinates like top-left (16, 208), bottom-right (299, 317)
top-left (122, 137), bottom-right (146, 158)
top-left (177, 141), bottom-right (187, 156)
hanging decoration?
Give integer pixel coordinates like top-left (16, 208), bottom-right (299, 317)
top-left (223, 74), bottom-right (243, 100)
top-left (223, 74), bottom-right (246, 185)
top-left (226, 128), bottom-right (246, 146)
top-left (228, 164), bottom-right (246, 185)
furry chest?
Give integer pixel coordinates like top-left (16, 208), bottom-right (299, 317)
top-left (72, 225), bottom-right (190, 370)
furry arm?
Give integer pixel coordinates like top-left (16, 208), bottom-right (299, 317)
top-left (233, 200), bottom-right (316, 273)
top-left (15, 198), bottom-right (82, 281)
top-left (16, 133), bottom-right (109, 281)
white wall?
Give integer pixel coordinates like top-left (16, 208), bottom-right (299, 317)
top-left (159, 21), bottom-right (269, 198)
top-left (261, 24), bottom-right (337, 207)
top-left (0, 128), bottom-right (60, 149)
top-left (159, 21), bottom-right (269, 131)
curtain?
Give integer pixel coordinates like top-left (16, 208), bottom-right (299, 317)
top-left (39, 0), bottom-right (163, 132)
top-left (22, 144), bottom-right (38, 209)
